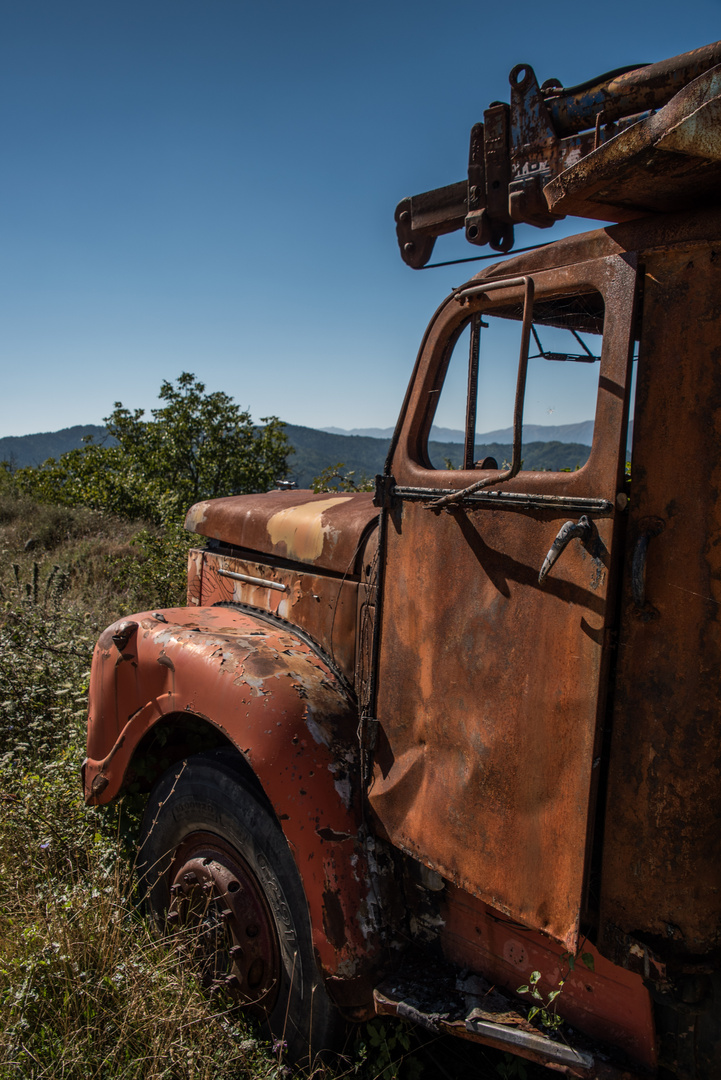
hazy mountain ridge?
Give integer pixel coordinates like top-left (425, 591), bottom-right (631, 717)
top-left (0, 425), bottom-right (112, 468)
top-left (323, 420), bottom-right (596, 445)
top-left (1, 421), bottom-right (593, 491)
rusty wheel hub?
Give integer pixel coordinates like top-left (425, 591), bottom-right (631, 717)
top-left (167, 831), bottom-right (280, 1016)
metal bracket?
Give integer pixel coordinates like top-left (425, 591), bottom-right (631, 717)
top-left (374, 474), bottom-right (396, 510)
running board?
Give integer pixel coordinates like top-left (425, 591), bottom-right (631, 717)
top-left (373, 971), bottom-right (642, 1079)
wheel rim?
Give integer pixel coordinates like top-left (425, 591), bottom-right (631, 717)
top-left (166, 831), bottom-right (281, 1016)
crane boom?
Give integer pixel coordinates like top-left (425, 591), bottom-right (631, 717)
top-left (396, 39), bottom-right (721, 266)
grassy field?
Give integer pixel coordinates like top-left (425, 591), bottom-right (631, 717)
top-left (0, 496), bottom-right (272, 1079)
top-left (0, 494), bottom-right (538, 1080)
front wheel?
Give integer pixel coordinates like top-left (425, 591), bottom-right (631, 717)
top-left (137, 752), bottom-right (343, 1064)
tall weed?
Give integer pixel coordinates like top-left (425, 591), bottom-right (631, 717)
top-left (0, 508), bottom-right (272, 1079)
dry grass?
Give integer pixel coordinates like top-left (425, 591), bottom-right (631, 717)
top-left (0, 792), bottom-right (275, 1080)
top-left (0, 497), bottom-right (280, 1079)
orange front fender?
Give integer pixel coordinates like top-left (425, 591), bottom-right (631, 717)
top-left (84, 604), bottom-right (382, 991)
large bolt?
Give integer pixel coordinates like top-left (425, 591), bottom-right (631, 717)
top-left (183, 871), bottom-right (198, 885)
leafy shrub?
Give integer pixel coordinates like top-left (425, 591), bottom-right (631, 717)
top-left (311, 463), bottom-right (374, 494)
top-left (111, 521), bottom-right (197, 610)
top-left (9, 373), bottom-right (289, 527)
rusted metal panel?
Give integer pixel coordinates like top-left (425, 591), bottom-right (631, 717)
top-left (371, 254), bottom-right (637, 951)
top-left (185, 490), bottom-right (378, 575)
top-left (600, 242), bottom-right (721, 957)
top-left (439, 884), bottom-right (656, 1071)
top-left (186, 548), bottom-right (362, 679)
top-left (83, 605), bottom-right (382, 987)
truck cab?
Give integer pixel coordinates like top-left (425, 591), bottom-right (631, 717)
top-left (83, 42), bottom-right (721, 1079)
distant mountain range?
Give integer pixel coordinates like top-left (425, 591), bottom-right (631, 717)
top-left (323, 420), bottom-right (596, 446)
top-left (0, 420), bottom-right (596, 491)
top-left (0, 425), bottom-right (111, 468)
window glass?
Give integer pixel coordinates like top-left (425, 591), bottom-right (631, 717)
top-left (428, 291), bottom-right (604, 473)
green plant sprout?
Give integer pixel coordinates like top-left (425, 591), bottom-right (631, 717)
top-left (516, 970), bottom-right (565, 1031)
top-left (517, 951), bottom-right (595, 1033)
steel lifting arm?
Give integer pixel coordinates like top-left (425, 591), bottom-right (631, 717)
top-left (396, 40), bottom-right (721, 266)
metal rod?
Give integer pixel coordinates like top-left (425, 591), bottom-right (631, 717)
top-left (548, 39), bottom-right (721, 136)
top-left (432, 275), bottom-right (534, 509)
top-left (217, 568), bottom-right (287, 592)
top-left (464, 313), bottom-right (481, 470)
top-left (397, 486), bottom-right (612, 514)
top-left (421, 242), bottom-right (551, 269)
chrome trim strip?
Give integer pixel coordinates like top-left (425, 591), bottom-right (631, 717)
top-left (217, 568), bottom-right (288, 592)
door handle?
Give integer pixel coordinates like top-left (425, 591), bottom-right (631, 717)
top-left (632, 517), bottom-right (665, 609)
top-left (538, 516), bottom-right (592, 585)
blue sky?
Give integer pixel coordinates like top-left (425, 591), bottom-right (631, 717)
top-left (1, 1), bottom-right (719, 437)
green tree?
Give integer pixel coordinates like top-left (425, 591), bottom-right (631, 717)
top-left (12, 373), bottom-right (289, 525)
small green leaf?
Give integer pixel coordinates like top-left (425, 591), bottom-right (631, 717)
top-left (547, 989), bottom-right (560, 1003)
top-left (516, 984), bottom-right (529, 995)
top-left (528, 1006), bottom-right (540, 1021)
top-left (581, 952), bottom-right (595, 972)
top-left (529, 970), bottom-right (541, 985)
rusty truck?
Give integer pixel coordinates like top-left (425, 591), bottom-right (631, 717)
top-left (83, 40), bottom-right (721, 1079)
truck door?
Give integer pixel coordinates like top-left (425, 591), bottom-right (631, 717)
top-left (370, 253), bottom-right (637, 951)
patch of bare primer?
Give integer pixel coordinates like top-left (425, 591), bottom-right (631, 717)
top-left (266, 496), bottom-right (352, 563)
top-left (241, 674), bottom-right (269, 697)
top-left (305, 712), bottom-right (332, 748)
top-left (328, 764), bottom-right (352, 808)
top-left (185, 500), bottom-right (211, 533)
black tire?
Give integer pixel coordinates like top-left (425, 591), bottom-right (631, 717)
top-left (137, 752), bottom-right (344, 1065)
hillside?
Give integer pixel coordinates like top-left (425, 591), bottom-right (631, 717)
top-left (1, 421), bottom-right (592, 489)
top-left (286, 425), bottom-right (591, 485)
top-left (0, 424), bottom-right (110, 467)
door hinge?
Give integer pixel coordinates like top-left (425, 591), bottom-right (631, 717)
top-left (373, 475), bottom-right (396, 509)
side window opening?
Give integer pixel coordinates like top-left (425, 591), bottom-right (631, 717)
top-left (428, 290), bottom-right (605, 473)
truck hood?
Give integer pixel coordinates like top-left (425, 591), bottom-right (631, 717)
top-left (185, 489), bottom-right (379, 575)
